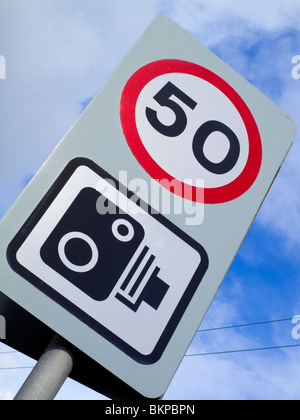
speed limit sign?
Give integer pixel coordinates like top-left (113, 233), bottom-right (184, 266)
top-left (121, 59), bottom-right (262, 204)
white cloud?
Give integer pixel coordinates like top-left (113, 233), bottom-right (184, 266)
top-left (166, 0), bottom-right (300, 41)
top-left (166, 347), bottom-right (300, 400)
top-left (165, 294), bottom-right (300, 400)
top-left (252, 61), bottom-right (300, 250)
top-left (0, 1), bottom-right (99, 212)
top-left (0, 0), bottom-right (160, 214)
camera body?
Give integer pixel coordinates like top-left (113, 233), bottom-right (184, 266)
top-left (40, 187), bottom-right (145, 302)
top-left (7, 158), bottom-right (208, 364)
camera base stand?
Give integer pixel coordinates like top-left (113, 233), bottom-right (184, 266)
top-left (14, 334), bottom-right (74, 400)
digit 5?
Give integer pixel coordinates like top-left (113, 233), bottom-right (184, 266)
top-left (145, 81), bottom-right (197, 137)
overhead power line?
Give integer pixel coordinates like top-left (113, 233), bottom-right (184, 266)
top-left (185, 343), bottom-right (300, 357)
top-left (0, 366), bottom-right (33, 370)
top-left (190, 316), bottom-right (300, 356)
top-left (197, 317), bottom-right (294, 333)
top-left (1, 342), bottom-right (300, 368)
top-left (0, 317), bottom-right (299, 369)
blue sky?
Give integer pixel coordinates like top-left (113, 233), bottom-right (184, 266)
top-left (1, 0), bottom-right (300, 400)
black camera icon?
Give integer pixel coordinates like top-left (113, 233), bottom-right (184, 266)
top-left (40, 187), bottom-right (169, 312)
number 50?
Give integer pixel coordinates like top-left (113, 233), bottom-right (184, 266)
top-left (145, 81), bottom-right (240, 175)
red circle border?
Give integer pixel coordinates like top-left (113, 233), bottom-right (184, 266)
top-left (120, 59), bottom-right (262, 204)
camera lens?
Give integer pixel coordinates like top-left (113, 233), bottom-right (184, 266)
top-left (112, 219), bottom-right (135, 242)
top-left (58, 231), bottom-right (99, 273)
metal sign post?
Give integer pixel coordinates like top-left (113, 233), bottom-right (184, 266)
top-left (14, 335), bottom-right (74, 400)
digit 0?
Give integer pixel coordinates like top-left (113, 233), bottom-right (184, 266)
top-left (192, 120), bottom-right (240, 175)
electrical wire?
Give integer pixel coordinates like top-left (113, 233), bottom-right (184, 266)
top-left (185, 343), bottom-right (300, 357)
top-left (0, 317), bottom-right (299, 368)
top-left (197, 317), bottom-right (294, 333)
top-left (2, 340), bottom-right (300, 367)
top-left (188, 316), bottom-right (300, 357)
top-left (0, 349), bottom-right (32, 370)
top-left (0, 366), bottom-right (33, 370)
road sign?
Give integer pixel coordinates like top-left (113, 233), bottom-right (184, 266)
top-left (120, 59), bottom-right (262, 204)
top-left (0, 17), bottom-right (296, 399)
top-left (7, 158), bottom-right (208, 364)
